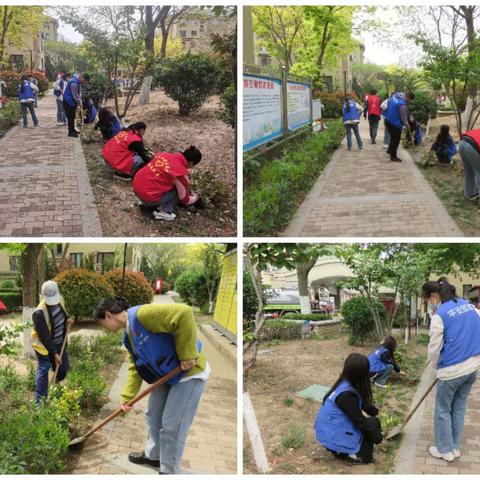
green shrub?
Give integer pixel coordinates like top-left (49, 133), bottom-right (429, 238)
top-left (175, 269), bottom-right (208, 307)
top-left (243, 270), bottom-right (258, 319)
top-left (259, 319), bottom-right (302, 342)
top-left (156, 53), bottom-right (219, 116)
top-left (0, 364), bottom-right (28, 409)
top-left (85, 71), bottom-right (114, 109)
top-left (315, 90), bottom-right (362, 118)
top-left (103, 269), bottom-right (153, 307)
top-left (281, 422), bottom-right (306, 449)
top-left (0, 291), bottom-right (22, 310)
top-left (0, 70), bottom-right (49, 97)
top-left (0, 279), bottom-right (15, 289)
top-left (54, 268), bottom-right (114, 318)
top-left (416, 333), bottom-right (430, 346)
top-left (218, 83), bottom-right (236, 127)
top-left (281, 312), bottom-right (332, 321)
top-left (0, 101), bottom-right (20, 137)
top-left (341, 296), bottom-right (386, 345)
top-left (243, 119), bottom-right (344, 236)
top-left (408, 91), bottom-right (438, 124)
top-left (189, 168), bottom-right (230, 210)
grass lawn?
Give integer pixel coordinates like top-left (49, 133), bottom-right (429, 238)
top-left (244, 331), bottom-right (427, 474)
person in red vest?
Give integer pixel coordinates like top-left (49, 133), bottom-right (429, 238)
top-left (102, 122), bottom-right (150, 181)
top-left (363, 89), bottom-right (382, 144)
top-left (133, 146), bottom-right (202, 221)
top-left (459, 130), bottom-right (480, 204)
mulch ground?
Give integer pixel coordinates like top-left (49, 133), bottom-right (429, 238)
top-left (83, 89), bottom-right (236, 237)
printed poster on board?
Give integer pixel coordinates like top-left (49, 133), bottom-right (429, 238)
top-left (243, 75), bottom-right (283, 152)
top-left (287, 81), bottom-right (311, 131)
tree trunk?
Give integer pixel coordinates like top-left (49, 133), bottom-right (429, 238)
top-left (297, 261), bottom-right (316, 315)
top-left (21, 243), bottom-right (43, 358)
top-left (138, 75), bottom-right (153, 106)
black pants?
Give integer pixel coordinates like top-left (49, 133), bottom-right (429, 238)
top-left (368, 114), bottom-right (380, 143)
top-left (63, 100), bottom-right (77, 134)
top-left (385, 120), bottom-right (402, 158)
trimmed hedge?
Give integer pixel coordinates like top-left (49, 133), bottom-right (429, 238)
top-left (0, 101), bottom-right (21, 137)
top-left (244, 119), bottom-right (345, 236)
top-left (315, 91), bottom-right (362, 119)
top-left (54, 269), bottom-right (114, 318)
top-left (103, 269), bottom-right (153, 307)
top-left (0, 70), bottom-right (49, 97)
top-left (0, 291), bottom-right (22, 310)
top-left (259, 319), bottom-right (303, 341)
top-left (281, 312), bottom-right (332, 321)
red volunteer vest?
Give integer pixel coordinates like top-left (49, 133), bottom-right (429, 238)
top-left (463, 129), bottom-right (480, 149)
top-left (367, 95), bottom-right (381, 116)
top-left (102, 130), bottom-right (143, 175)
top-left (133, 152), bottom-right (189, 203)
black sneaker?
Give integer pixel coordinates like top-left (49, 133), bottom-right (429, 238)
top-left (468, 193), bottom-right (479, 202)
top-left (113, 172), bottom-right (133, 182)
top-left (68, 132), bottom-right (79, 138)
top-left (390, 156), bottom-right (402, 162)
top-left (128, 451), bottom-right (160, 467)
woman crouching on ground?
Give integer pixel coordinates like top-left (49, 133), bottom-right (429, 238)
top-left (314, 353), bottom-right (383, 464)
top-left (421, 277), bottom-right (480, 462)
top-left (94, 297), bottom-right (210, 474)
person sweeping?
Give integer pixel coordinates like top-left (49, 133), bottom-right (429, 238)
top-left (421, 277), bottom-right (480, 462)
top-left (369, 336), bottom-right (406, 388)
top-left (31, 281), bottom-right (72, 405)
top-left (314, 353), bottom-right (383, 464)
top-left (93, 297), bottom-right (210, 474)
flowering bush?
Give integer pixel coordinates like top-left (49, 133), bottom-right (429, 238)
top-left (103, 269), bottom-right (153, 307)
top-left (0, 70), bottom-right (49, 97)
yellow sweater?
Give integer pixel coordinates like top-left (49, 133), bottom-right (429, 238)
top-left (121, 303), bottom-right (206, 402)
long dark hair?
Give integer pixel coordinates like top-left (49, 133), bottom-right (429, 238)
top-left (421, 276), bottom-right (458, 304)
top-left (323, 353), bottom-right (372, 405)
top-left (98, 107), bottom-right (116, 125)
top-left (435, 125), bottom-right (450, 144)
top-left (382, 336), bottom-right (397, 354)
top-left (93, 296), bottom-right (130, 321)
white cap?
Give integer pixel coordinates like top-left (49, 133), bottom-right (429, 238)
top-left (41, 280), bottom-right (61, 306)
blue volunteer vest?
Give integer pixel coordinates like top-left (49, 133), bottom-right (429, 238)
top-left (383, 94), bottom-right (406, 131)
top-left (436, 298), bottom-right (480, 369)
top-left (18, 81), bottom-right (34, 101)
top-left (342, 100), bottom-right (361, 122)
top-left (63, 76), bottom-right (80, 107)
top-left (314, 380), bottom-right (363, 455)
top-left (112, 118), bottom-right (121, 137)
top-left (54, 79), bottom-right (64, 97)
top-left (123, 305), bottom-right (202, 385)
top-left (368, 345), bottom-right (389, 374)
top-left (86, 103), bottom-right (97, 123)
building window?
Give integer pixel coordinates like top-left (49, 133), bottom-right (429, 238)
top-left (70, 253), bottom-right (84, 268)
top-left (96, 252), bottom-right (114, 270)
top-left (258, 53), bottom-right (271, 67)
top-left (9, 256), bottom-right (20, 272)
top-left (55, 244), bottom-right (63, 256)
top-left (179, 30), bottom-right (187, 38)
top-left (9, 54), bottom-right (23, 64)
top-left (191, 30), bottom-right (197, 37)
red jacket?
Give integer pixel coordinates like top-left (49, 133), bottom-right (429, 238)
top-left (367, 95), bottom-right (381, 116)
top-left (102, 130), bottom-right (143, 175)
top-left (462, 129), bottom-right (480, 150)
top-left (133, 152), bottom-right (193, 204)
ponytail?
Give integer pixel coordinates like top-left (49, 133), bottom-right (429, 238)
top-left (421, 277), bottom-right (458, 304)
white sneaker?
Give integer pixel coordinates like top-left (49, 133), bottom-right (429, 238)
top-left (382, 144), bottom-right (388, 149)
top-left (374, 382), bottom-right (387, 388)
top-left (152, 210), bottom-right (176, 221)
top-left (453, 449), bottom-right (460, 458)
top-left (429, 446), bottom-right (454, 462)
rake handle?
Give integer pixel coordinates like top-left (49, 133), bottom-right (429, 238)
top-left (80, 365), bottom-right (182, 440)
top-left (50, 324), bottom-right (70, 385)
top-left (401, 377), bottom-right (437, 428)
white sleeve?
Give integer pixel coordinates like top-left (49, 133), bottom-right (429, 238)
top-left (428, 313), bottom-right (444, 368)
top-left (381, 99), bottom-right (388, 111)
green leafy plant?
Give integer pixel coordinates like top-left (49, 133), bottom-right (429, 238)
top-left (408, 91), bottom-right (438, 124)
top-left (189, 168), bottom-right (230, 211)
top-left (103, 269), bottom-right (153, 307)
top-left (174, 269), bottom-right (209, 307)
top-left (218, 83), bottom-right (236, 127)
top-left (281, 312), bottom-right (332, 321)
top-left (0, 101), bottom-right (21, 137)
top-left (283, 397), bottom-right (294, 407)
top-left (156, 53), bottom-right (219, 116)
top-left (281, 422), bottom-right (306, 449)
top-left (0, 290), bottom-right (22, 310)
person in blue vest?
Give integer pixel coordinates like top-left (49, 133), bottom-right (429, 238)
top-left (93, 296), bottom-right (210, 474)
top-left (382, 92), bottom-right (415, 162)
top-left (368, 336), bottom-right (406, 388)
top-left (314, 353), bottom-right (383, 464)
top-left (94, 107), bottom-right (122, 140)
top-left (431, 125), bottom-right (458, 164)
top-left (342, 95), bottom-right (363, 151)
top-left (82, 97), bottom-right (97, 124)
top-left (63, 72), bottom-right (90, 138)
top-left (421, 277), bottom-right (480, 462)
top-left (53, 73), bottom-right (70, 126)
top-left (18, 76), bottom-right (39, 128)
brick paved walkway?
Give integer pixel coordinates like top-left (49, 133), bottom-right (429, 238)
top-left (395, 367), bottom-right (480, 474)
top-left (284, 119), bottom-right (463, 237)
top-left (71, 294), bottom-right (237, 474)
top-left (0, 93), bottom-right (101, 236)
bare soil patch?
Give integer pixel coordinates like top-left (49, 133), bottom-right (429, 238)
top-left (83, 89), bottom-right (236, 237)
top-left (244, 333), bottom-right (427, 474)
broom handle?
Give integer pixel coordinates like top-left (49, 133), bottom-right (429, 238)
top-left (81, 366), bottom-right (182, 439)
top-left (50, 322), bottom-right (70, 384)
top-left (401, 377), bottom-right (437, 427)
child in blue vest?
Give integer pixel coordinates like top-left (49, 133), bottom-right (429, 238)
top-left (368, 336), bottom-right (405, 388)
top-left (422, 277), bottom-right (480, 462)
top-left (431, 125), bottom-right (458, 164)
top-left (407, 114), bottom-right (423, 146)
top-left (94, 107), bottom-right (122, 140)
top-left (314, 353), bottom-right (383, 464)
top-left (93, 297), bottom-right (210, 474)
top-left (341, 95), bottom-right (363, 151)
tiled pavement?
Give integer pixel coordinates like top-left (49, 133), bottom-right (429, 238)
top-left (284, 119), bottom-right (463, 237)
top-left (395, 367), bottom-right (480, 474)
top-left (71, 294), bottom-right (237, 474)
top-left (0, 93), bottom-right (101, 236)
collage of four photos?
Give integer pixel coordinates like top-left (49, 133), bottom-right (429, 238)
top-left (0, 2), bottom-right (480, 477)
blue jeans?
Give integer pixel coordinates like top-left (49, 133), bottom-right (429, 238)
top-left (345, 123), bottom-right (363, 150)
top-left (35, 347), bottom-right (69, 404)
top-left (459, 140), bottom-right (480, 202)
top-left (383, 120), bottom-right (390, 145)
top-left (373, 364), bottom-right (394, 386)
top-left (131, 154), bottom-right (145, 176)
top-left (56, 98), bottom-right (66, 124)
top-left (20, 102), bottom-right (38, 127)
top-left (144, 378), bottom-right (207, 473)
top-left (434, 370), bottom-right (477, 453)
top-left (141, 188), bottom-right (180, 213)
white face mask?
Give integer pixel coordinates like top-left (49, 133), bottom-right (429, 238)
top-left (429, 302), bottom-right (440, 310)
